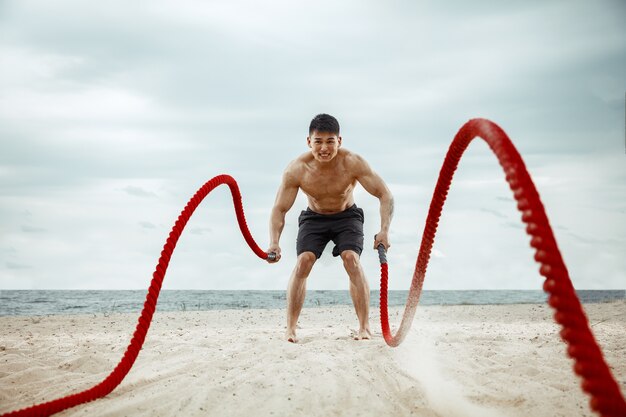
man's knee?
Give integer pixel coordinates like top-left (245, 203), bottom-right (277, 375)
top-left (340, 250), bottom-right (361, 274)
top-left (295, 252), bottom-right (316, 278)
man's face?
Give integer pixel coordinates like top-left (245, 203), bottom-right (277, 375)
top-left (307, 130), bottom-right (342, 163)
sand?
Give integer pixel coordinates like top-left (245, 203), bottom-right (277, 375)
top-left (1, 302), bottom-right (624, 417)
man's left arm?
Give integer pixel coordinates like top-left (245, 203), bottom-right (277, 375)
top-left (353, 155), bottom-right (394, 250)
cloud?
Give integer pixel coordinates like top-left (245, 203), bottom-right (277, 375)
top-left (563, 230), bottom-right (623, 247)
top-left (189, 227), bottom-right (213, 235)
top-left (121, 186), bottom-right (157, 198)
top-left (20, 225), bottom-right (47, 233)
top-left (139, 221), bottom-right (156, 229)
top-left (6, 262), bottom-right (31, 270)
top-left (432, 248), bottom-right (445, 258)
top-left (495, 196), bottom-right (514, 203)
top-left (504, 221), bottom-right (525, 230)
top-left (479, 208), bottom-right (507, 219)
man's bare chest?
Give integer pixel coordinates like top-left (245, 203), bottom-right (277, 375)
top-left (299, 170), bottom-right (356, 200)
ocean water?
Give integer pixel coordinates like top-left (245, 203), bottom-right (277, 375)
top-left (0, 289), bottom-right (623, 316)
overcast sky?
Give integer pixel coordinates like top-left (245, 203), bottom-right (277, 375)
top-left (1, 0), bottom-right (624, 291)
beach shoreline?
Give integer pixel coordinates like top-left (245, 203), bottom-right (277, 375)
top-left (1, 302), bottom-right (624, 416)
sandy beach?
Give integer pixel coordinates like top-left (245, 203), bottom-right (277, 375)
top-left (1, 302), bottom-right (624, 417)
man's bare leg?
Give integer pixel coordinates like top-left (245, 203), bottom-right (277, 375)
top-left (285, 252), bottom-right (316, 343)
top-left (341, 250), bottom-right (371, 340)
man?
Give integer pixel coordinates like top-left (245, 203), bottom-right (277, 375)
top-left (267, 113), bottom-right (394, 343)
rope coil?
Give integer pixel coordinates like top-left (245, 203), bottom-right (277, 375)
top-left (2, 119), bottom-right (624, 417)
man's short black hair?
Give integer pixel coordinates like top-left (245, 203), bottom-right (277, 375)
top-left (309, 113), bottom-right (340, 136)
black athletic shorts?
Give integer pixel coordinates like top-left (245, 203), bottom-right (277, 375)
top-left (296, 204), bottom-right (365, 259)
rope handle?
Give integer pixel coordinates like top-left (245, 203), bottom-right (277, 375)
top-left (375, 238), bottom-right (387, 265)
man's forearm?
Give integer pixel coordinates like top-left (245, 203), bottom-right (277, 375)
top-left (269, 208), bottom-right (286, 245)
top-left (379, 194), bottom-right (394, 232)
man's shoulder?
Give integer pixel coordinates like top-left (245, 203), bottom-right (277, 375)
top-left (339, 148), bottom-right (361, 160)
top-left (282, 153), bottom-right (310, 185)
top-left (287, 152), bottom-right (312, 171)
top-left (340, 149), bottom-right (368, 171)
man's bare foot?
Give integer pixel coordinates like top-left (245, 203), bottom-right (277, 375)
top-left (285, 329), bottom-right (298, 343)
top-left (354, 328), bottom-right (372, 340)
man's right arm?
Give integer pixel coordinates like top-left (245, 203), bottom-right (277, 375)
top-left (267, 166), bottom-right (299, 263)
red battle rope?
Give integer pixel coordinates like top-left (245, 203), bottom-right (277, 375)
top-left (1, 175), bottom-right (270, 417)
top-left (378, 118), bottom-right (625, 417)
top-left (2, 119), bottom-right (624, 417)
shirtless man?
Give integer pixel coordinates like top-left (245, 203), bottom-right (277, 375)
top-left (266, 113), bottom-right (394, 343)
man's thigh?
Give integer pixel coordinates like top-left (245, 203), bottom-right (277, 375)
top-left (296, 219), bottom-right (331, 259)
top-left (331, 218), bottom-right (364, 257)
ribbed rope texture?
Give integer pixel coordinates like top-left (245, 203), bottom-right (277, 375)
top-left (1, 174), bottom-right (269, 417)
top-left (378, 118), bottom-right (625, 417)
